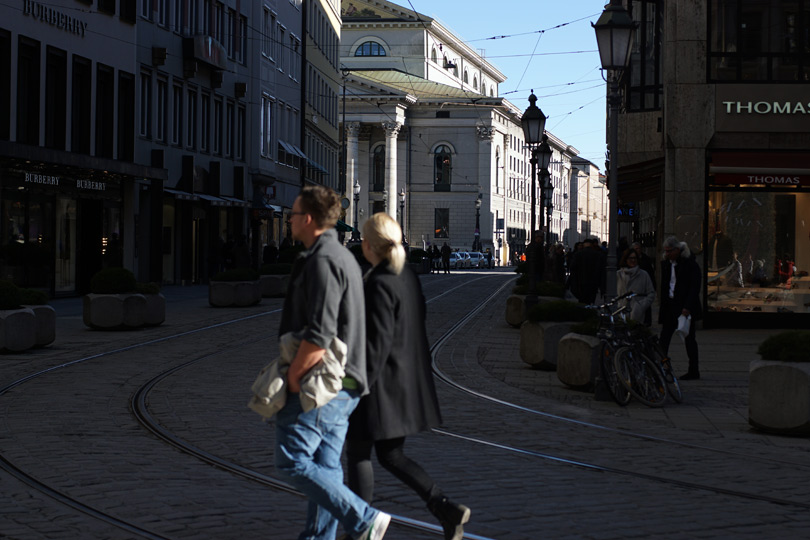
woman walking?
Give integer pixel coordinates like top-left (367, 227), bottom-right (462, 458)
top-left (616, 248), bottom-right (656, 324)
top-left (345, 213), bottom-right (471, 540)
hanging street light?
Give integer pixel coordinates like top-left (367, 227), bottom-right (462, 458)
top-left (593, 0), bottom-right (636, 299)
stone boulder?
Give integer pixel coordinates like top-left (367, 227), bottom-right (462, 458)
top-left (0, 308), bottom-right (37, 351)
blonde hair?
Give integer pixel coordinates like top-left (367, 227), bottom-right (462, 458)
top-left (363, 213), bottom-right (406, 274)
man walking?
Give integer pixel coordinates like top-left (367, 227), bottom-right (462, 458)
top-left (568, 238), bottom-right (604, 304)
top-left (275, 185), bottom-right (390, 540)
top-left (658, 236), bottom-right (702, 380)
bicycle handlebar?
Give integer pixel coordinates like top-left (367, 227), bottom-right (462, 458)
top-left (585, 292), bottom-right (636, 311)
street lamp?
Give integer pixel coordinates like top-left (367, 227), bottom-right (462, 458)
top-left (474, 197), bottom-right (481, 251)
top-left (521, 92), bottom-right (551, 297)
top-left (352, 180), bottom-right (361, 241)
top-left (398, 189), bottom-right (406, 241)
top-left (593, 0), bottom-right (636, 299)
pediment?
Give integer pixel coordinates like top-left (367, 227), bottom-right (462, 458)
top-left (341, 0), bottom-right (429, 23)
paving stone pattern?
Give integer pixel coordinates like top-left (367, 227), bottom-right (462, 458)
top-left (1, 273), bottom-right (810, 539)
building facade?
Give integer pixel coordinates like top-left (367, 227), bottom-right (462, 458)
top-left (340, 0), bottom-right (584, 263)
top-left (1, 0), bottom-right (165, 295)
top-left (616, 0), bottom-right (810, 326)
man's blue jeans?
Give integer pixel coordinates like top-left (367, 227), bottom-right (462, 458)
top-left (275, 389), bottom-right (378, 540)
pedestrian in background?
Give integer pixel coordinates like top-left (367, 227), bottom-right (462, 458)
top-left (616, 248), bottom-right (655, 324)
top-left (346, 213), bottom-right (471, 540)
top-left (441, 242), bottom-right (451, 274)
top-left (658, 236), bottom-right (702, 380)
top-left (568, 238), bottom-right (604, 304)
top-left (631, 241), bottom-right (655, 325)
top-left (274, 185), bottom-right (390, 540)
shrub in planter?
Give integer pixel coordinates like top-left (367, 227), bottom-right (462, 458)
top-left (757, 331), bottom-right (810, 362)
top-left (85, 269), bottom-right (164, 329)
top-left (749, 330), bottom-right (810, 435)
top-left (0, 279), bottom-right (22, 310)
top-left (526, 300), bottom-right (591, 323)
top-left (90, 267), bottom-right (137, 294)
top-left (259, 263), bottom-right (293, 298)
top-left (0, 280), bottom-right (37, 351)
top-left (210, 268), bottom-right (261, 307)
top-left (19, 288), bottom-right (49, 306)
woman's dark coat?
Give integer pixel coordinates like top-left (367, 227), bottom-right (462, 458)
top-left (347, 262), bottom-right (442, 441)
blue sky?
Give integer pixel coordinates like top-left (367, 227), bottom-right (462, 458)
top-left (411, 0), bottom-right (607, 168)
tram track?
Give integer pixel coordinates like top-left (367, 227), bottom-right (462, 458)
top-left (1, 273), bottom-right (809, 539)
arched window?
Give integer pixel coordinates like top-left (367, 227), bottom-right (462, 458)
top-left (490, 88), bottom-right (494, 97)
top-left (434, 145), bottom-right (452, 191)
top-left (355, 41), bottom-right (386, 56)
top-left (473, 76), bottom-right (478, 90)
top-left (371, 145), bottom-right (385, 191)
top-left (463, 70), bottom-right (469, 83)
top-left (431, 47), bottom-right (437, 63)
top-left (481, 83), bottom-right (487, 95)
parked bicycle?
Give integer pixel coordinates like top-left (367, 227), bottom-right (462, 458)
top-left (590, 293), bottom-right (672, 407)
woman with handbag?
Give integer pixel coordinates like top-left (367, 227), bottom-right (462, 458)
top-left (345, 213), bottom-right (471, 540)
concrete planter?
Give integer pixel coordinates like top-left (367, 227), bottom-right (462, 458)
top-left (259, 274), bottom-right (290, 298)
top-left (519, 320), bottom-right (573, 371)
top-left (749, 359), bottom-right (810, 436)
top-left (505, 294), bottom-right (527, 327)
top-left (209, 280), bottom-right (262, 307)
top-left (22, 304), bottom-right (56, 347)
top-left (0, 307), bottom-right (37, 351)
top-left (556, 332), bottom-right (601, 389)
top-left (84, 293), bottom-right (164, 329)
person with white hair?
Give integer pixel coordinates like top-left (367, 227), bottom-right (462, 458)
top-left (658, 236), bottom-right (703, 380)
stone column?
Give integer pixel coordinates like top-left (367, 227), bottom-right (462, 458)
top-left (346, 122), bottom-right (361, 230)
top-left (382, 121), bottom-right (401, 219)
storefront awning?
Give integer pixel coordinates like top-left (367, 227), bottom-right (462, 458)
top-left (221, 196), bottom-right (250, 207)
top-left (196, 193), bottom-right (230, 206)
top-left (164, 187), bottom-right (197, 200)
top-left (307, 158), bottom-right (329, 175)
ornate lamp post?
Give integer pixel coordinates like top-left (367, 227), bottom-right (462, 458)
top-left (352, 180), bottom-right (361, 241)
top-left (520, 92), bottom-right (547, 240)
top-left (593, 0), bottom-right (636, 298)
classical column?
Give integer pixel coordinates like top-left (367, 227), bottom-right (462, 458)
top-left (346, 122), bottom-right (361, 230)
top-left (382, 121), bottom-right (401, 219)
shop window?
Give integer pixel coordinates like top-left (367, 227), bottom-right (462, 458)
top-left (45, 46), bottom-right (67, 150)
top-left (434, 208), bottom-right (449, 238)
top-left (213, 97), bottom-right (222, 154)
top-left (0, 29), bottom-right (10, 140)
top-left (172, 84), bottom-right (183, 146)
top-left (706, 190), bottom-right (810, 314)
top-left (236, 105), bottom-right (245, 160)
top-left (95, 64), bottom-right (115, 158)
top-left (17, 36), bottom-right (40, 146)
top-left (186, 87), bottom-right (197, 149)
top-left (99, 0), bottom-right (115, 15)
top-left (434, 145), bottom-right (452, 191)
top-left (225, 100), bottom-right (234, 156)
top-left (118, 71), bottom-right (135, 161)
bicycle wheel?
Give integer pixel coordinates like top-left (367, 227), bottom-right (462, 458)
top-left (599, 343), bottom-right (631, 406)
top-left (647, 338), bottom-right (683, 403)
top-left (613, 347), bottom-right (668, 407)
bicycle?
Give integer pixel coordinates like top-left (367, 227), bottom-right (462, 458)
top-left (589, 293), bottom-right (635, 406)
top-left (630, 327), bottom-right (683, 403)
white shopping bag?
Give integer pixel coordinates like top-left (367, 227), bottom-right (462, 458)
top-left (675, 314), bottom-right (691, 341)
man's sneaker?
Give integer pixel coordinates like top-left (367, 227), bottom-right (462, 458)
top-left (358, 511), bottom-right (391, 540)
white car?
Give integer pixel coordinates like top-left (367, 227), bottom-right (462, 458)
top-left (468, 252), bottom-right (486, 268)
top-left (456, 251), bottom-right (472, 268)
top-left (448, 252), bottom-right (462, 269)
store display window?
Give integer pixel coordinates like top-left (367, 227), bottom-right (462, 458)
top-left (706, 190), bottom-right (810, 314)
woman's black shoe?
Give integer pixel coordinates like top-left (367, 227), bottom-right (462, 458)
top-left (427, 496), bottom-right (471, 540)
